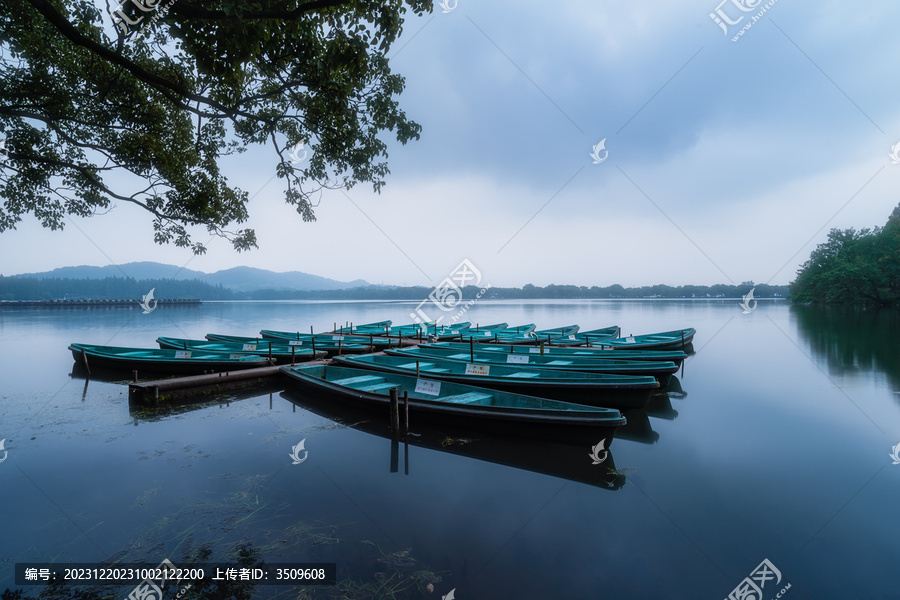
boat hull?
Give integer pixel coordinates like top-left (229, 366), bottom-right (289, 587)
top-left (157, 337), bottom-right (325, 364)
top-left (423, 342), bottom-right (687, 365)
top-left (596, 328), bottom-right (696, 351)
top-left (205, 334), bottom-right (375, 356)
top-left (281, 365), bottom-right (626, 442)
top-left (69, 343), bottom-right (269, 375)
top-left (332, 355), bottom-right (655, 410)
top-left (386, 347), bottom-right (678, 385)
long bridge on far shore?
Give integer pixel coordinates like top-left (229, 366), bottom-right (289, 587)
top-left (0, 298), bottom-right (202, 308)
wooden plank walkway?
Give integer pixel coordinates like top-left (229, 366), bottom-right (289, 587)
top-left (129, 360), bottom-right (329, 406)
top-left (127, 338), bottom-right (420, 406)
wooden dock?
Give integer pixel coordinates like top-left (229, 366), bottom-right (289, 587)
top-left (129, 360), bottom-right (328, 405)
top-left (127, 337), bottom-right (419, 406)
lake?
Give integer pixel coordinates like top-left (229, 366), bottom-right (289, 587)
top-left (1, 299), bottom-right (897, 600)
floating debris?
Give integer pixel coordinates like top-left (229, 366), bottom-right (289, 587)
top-left (440, 436), bottom-right (473, 447)
top-left (609, 466), bottom-right (637, 475)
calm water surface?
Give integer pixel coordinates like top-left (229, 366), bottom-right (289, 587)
top-left (1, 300), bottom-right (898, 599)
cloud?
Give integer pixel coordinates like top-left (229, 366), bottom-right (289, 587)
top-left (6, 0), bottom-right (900, 288)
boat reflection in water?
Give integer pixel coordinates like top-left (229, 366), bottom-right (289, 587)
top-left (279, 389), bottom-right (628, 491)
top-left (616, 409), bottom-right (660, 444)
top-left (663, 375), bottom-right (687, 398)
top-left (645, 394), bottom-right (678, 420)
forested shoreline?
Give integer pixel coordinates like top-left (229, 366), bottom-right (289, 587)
top-left (790, 203), bottom-right (900, 305)
top-left (0, 276), bottom-right (787, 302)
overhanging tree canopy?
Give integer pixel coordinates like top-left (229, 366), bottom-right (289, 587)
top-left (0, 0), bottom-right (429, 252)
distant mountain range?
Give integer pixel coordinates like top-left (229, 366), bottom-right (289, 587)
top-left (13, 261), bottom-right (370, 292)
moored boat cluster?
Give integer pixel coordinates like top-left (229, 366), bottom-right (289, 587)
top-left (69, 319), bottom-right (695, 448)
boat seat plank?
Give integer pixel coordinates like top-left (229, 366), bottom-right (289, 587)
top-left (359, 382), bottom-right (402, 392)
top-left (440, 392), bottom-right (493, 404)
top-left (331, 375), bottom-right (384, 386)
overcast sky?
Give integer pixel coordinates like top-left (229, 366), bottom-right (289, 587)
top-left (2, 0), bottom-right (899, 287)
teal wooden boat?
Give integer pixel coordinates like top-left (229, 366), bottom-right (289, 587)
top-left (544, 326), bottom-right (621, 346)
top-left (466, 322), bottom-right (509, 331)
top-left (206, 333), bottom-right (374, 356)
top-left (458, 324), bottom-right (538, 344)
top-left (591, 328), bottom-right (696, 351)
top-left (429, 321), bottom-right (474, 338)
top-left (156, 337), bottom-right (326, 364)
top-left (533, 324), bottom-right (580, 338)
top-left (386, 346), bottom-right (678, 385)
top-left (257, 330), bottom-right (400, 350)
top-left (328, 319), bottom-right (392, 334)
top-left (280, 364), bottom-right (627, 439)
top-left (339, 321), bottom-right (435, 337)
top-left (492, 324), bottom-right (537, 334)
top-left (69, 343), bottom-right (269, 375)
top-left (433, 323), bottom-right (472, 341)
top-left (424, 342), bottom-right (687, 365)
top-left (331, 354), bottom-right (657, 410)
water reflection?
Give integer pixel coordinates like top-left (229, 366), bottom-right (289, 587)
top-left (664, 375), bottom-right (687, 398)
top-left (69, 361), bottom-right (134, 383)
top-left (280, 390), bottom-right (627, 491)
top-left (127, 386), bottom-right (284, 422)
top-left (616, 410), bottom-right (660, 444)
top-left (792, 305), bottom-right (900, 388)
top-left (645, 395), bottom-right (678, 420)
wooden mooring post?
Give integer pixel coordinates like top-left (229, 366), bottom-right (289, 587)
top-left (389, 387), bottom-right (400, 434)
top-left (390, 437), bottom-right (399, 473)
top-left (81, 349), bottom-right (91, 376)
top-left (403, 391), bottom-right (409, 434)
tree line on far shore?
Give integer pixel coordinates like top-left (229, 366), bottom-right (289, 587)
top-left (0, 276), bottom-right (787, 302)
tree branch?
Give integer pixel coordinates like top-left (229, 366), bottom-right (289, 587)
top-left (26, 0), bottom-right (260, 120)
top-left (170, 0), bottom-right (355, 21)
